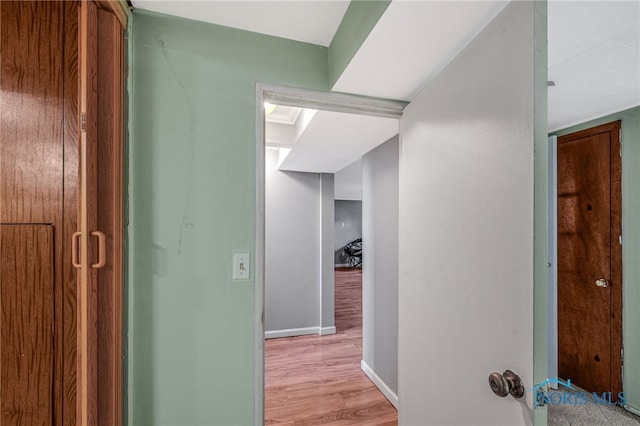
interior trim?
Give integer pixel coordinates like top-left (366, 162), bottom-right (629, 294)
top-left (360, 360), bottom-right (398, 409)
top-left (261, 84), bottom-right (407, 119)
top-left (96, 0), bottom-right (130, 28)
top-left (264, 326), bottom-right (337, 340)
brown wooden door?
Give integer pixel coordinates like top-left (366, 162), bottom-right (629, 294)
top-left (1, 2), bottom-right (78, 423)
top-left (557, 121), bottom-right (622, 397)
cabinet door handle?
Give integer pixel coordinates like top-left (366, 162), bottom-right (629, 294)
top-left (91, 231), bottom-right (106, 269)
top-left (72, 232), bottom-right (82, 269)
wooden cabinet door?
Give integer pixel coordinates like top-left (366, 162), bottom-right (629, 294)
top-left (0, 226), bottom-right (55, 426)
top-left (95, 7), bottom-right (125, 425)
top-left (1, 2), bottom-right (78, 423)
top-left (2, 2), bottom-right (124, 423)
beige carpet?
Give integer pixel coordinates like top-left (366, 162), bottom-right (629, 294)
top-left (548, 387), bottom-right (640, 426)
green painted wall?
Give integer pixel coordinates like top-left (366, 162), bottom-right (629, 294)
top-left (128, 10), bottom-right (329, 425)
top-left (532, 2), bottom-right (548, 424)
top-left (552, 106), bottom-right (640, 412)
top-left (328, 0), bottom-right (391, 88)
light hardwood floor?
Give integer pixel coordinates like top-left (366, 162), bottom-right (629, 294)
top-left (265, 269), bottom-right (398, 425)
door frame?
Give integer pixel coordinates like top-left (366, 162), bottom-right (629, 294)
top-left (555, 121), bottom-right (623, 396)
top-left (254, 83), bottom-right (406, 424)
top-left (548, 135), bottom-right (559, 386)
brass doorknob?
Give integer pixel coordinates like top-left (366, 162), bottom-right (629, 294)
top-left (596, 278), bottom-right (609, 288)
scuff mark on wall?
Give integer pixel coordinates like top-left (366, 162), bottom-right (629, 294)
top-left (154, 34), bottom-right (198, 254)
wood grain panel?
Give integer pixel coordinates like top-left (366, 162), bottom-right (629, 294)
top-left (62, 3), bottom-right (80, 425)
top-left (78, 1), bottom-right (100, 424)
top-left (1, 3), bottom-right (79, 424)
top-left (0, 1), bottom-right (64, 224)
top-left (265, 269), bottom-right (397, 425)
top-left (0, 225), bottom-right (55, 425)
top-left (96, 8), bottom-right (125, 425)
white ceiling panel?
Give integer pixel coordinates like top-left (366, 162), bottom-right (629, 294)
top-left (279, 110), bottom-right (398, 173)
top-left (612, 26), bottom-right (640, 51)
top-left (266, 105), bottom-right (301, 125)
top-left (548, 1), bottom-right (639, 67)
top-left (548, 0), bottom-right (640, 131)
top-left (551, 42), bottom-right (639, 86)
top-left (332, 0), bottom-right (509, 101)
top-left (132, 0), bottom-right (349, 46)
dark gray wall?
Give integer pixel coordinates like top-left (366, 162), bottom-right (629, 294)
top-left (362, 136), bottom-right (399, 395)
top-left (334, 200), bottom-right (363, 265)
top-left (265, 148), bottom-right (334, 333)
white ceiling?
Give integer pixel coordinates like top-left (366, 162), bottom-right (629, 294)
top-left (135, 0), bottom-right (640, 170)
top-left (132, 0), bottom-right (349, 46)
top-left (548, 1), bottom-right (640, 131)
top-left (266, 106), bottom-right (397, 173)
top-left (332, 0), bottom-right (509, 101)
top-left (278, 110), bottom-right (398, 173)
top-left (263, 1), bottom-right (509, 174)
top-left (266, 105), bottom-right (301, 126)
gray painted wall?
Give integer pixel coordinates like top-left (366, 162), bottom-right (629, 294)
top-left (265, 148), bottom-right (319, 332)
top-left (265, 148), bottom-right (336, 333)
top-left (334, 200), bottom-right (362, 265)
top-left (334, 159), bottom-right (363, 201)
top-left (320, 174), bottom-right (336, 329)
top-left (335, 200), bottom-right (362, 250)
top-left (362, 136), bottom-right (399, 396)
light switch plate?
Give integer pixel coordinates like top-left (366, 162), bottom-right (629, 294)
top-left (233, 253), bottom-right (250, 280)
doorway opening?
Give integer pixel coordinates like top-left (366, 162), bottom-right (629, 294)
top-left (255, 85), bottom-right (404, 424)
top-left (547, 120), bottom-right (640, 424)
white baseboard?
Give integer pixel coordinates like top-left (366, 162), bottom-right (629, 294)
top-left (265, 326), bottom-right (336, 339)
top-left (360, 360), bottom-right (398, 409)
top-left (320, 326), bottom-right (336, 335)
top-left (624, 404), bottom-right (640, 417)
top-left (265, 327), bottom-right (318, 339)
